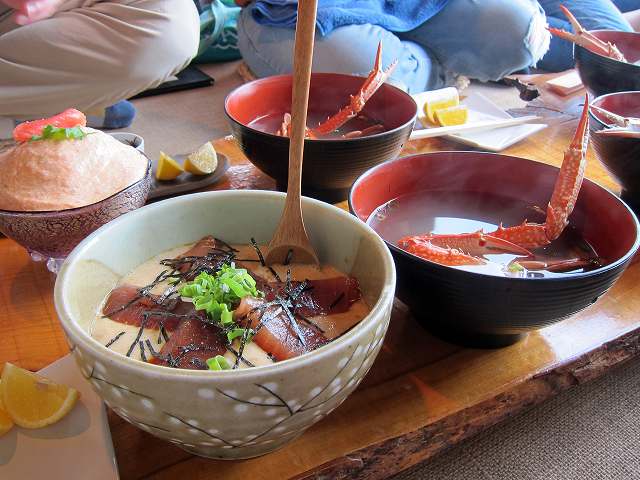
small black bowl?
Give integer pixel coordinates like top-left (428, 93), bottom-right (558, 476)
top-left (224, 73), bottom-right (416, 202)
top-left (575, 30), bottom-right (640, 97)
top-left (350, 152), bottom-right (640, 348)
top-left (590, 91), bottom-right (640, 212)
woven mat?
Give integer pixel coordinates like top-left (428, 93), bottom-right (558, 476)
top-left (394, 357), bottom-right (640, 480)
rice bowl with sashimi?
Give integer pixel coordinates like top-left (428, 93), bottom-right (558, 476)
top-left (54, 190), bottom-right (395, 459)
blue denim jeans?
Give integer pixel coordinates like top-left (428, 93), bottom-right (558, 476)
top-left (238, 0), bottom-right (639, 93)
top-left (238, 0), bottom-right (549, 93)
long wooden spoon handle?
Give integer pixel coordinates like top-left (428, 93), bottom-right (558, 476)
top-left (286, 0), bottom-right (317, 204)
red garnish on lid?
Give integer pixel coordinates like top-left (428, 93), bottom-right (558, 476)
top-left (12, 108), bottom-right (87, 142)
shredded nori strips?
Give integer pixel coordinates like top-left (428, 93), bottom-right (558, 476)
top-left (139, 341), bottom-right (147, 362)
top-left (105, 331), bottom-right (126, 348)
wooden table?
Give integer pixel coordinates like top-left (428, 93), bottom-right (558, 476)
top-left (2, 115), bottom-right (640, 480)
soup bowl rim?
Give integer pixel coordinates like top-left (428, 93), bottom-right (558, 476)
top-left (54, 189), bottom-right (397, 379)
top-left (575, 29), bottom-right (640, 69)
top-left (589, 90), bottom-right (640, 127)
top-left (348, 151), bottom-right (640, 282)
top-left (223, 72), bottom-right (418, 143)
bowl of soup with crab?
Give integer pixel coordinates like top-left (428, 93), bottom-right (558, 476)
top-left (350, 103), bottom-right (639, 348)
top-left (224, 70), bottom-right (416, 202)
top-left (54, 190), bottom-right (395, 459)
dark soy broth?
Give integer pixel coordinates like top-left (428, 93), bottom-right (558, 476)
top-left (367, 190), bottom-right (601, 278)
top-left (247, 111), bottom-right (384, 138)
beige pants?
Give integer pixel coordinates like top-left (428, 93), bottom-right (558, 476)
top-left (0, 0), bottom-right (200, 119)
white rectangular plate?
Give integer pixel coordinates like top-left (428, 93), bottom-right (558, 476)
top-left (415, 91), bottom-right (547, 152)
top-left (0, 354), bottom-right (119, 479)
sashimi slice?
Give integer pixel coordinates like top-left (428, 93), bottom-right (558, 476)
top-left (13, 108), bottom-right (86, 142)
top-left (152, 318), bottom-right (226, 369)
top-left (235, 297), bottom-right (328, 361)
top-left (263, 276), bottom-right (361, 316)
top-left (103, 284), bottom-right (195, 331)
top-left (175, 236), bottom-right (235, 279)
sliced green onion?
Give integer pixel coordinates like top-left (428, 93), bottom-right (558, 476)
top-left (226, 328), bottom-right (253, 343)
top-left (508, 262), bottom-right (525, 272)
top-left (206, 355), bottom-right (231, 371)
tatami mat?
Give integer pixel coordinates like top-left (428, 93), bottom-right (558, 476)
top-left (394, 357), bottom-right (640, 480)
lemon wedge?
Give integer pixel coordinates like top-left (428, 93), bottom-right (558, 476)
top-left (184, 141), bottom-right (218, 175)
top-left (433, 105), bottom-right (469, 126)
top-left (1, 363), bottom-right (79, 429)
top-left (156, 151), bottom-right (184, 181)
top-left (414, 87), bottom-right (460, 124)
top-left (0, 380), bottom-right (14, 437)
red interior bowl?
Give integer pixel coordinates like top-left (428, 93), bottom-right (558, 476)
top-left (575, 30), bottom-right (640, 97)
top-left (225, 73), bottom-right (416, 202)
top-left (590, 91), bottom-right (640, 212)
top-left (350, 152), bottom-right (640, 347)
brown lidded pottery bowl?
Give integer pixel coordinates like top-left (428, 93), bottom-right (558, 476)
top-left (0, 134), bottom-right (152, 272)
top-left (350, 152), bottom-right (640, 348)
top-left (575, 30), bottom-right (640, 97)
top-left (225, 73), bottom-right (417, 202)
top-left (590, 91), bottom-right (640, 213)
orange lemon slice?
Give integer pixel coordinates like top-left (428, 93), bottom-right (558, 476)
top-left (0, 380), bottom-right (14, 437)
top-left (434, 105), bottom-right (469, 126)
top-left (414, 87), bottom-right (460, 124)
top-left (1, 363), bottom-right (79, 429)
top-left (184, 142), bottom-right (218, 175)
top-left (156, 151), bottom-right (184, 181)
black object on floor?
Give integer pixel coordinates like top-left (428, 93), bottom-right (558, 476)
top-left (129, 66), bottom-right (214, 99)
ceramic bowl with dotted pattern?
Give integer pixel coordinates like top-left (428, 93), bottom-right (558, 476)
top-left (54, 190), bottom-right (396, 459)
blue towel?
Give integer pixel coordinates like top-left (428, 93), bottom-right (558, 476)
top-left (251, 0), bottom-right (450, 36)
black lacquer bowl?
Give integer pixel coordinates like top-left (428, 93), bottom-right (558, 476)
top-left (575, 30), bottom-right (640, 97)
top-left (350, 152), bottom-right (640, 348)
top-left (590, 91), bottom-right (640, 213)
top-left (225, 73), bottom-right (416, 202)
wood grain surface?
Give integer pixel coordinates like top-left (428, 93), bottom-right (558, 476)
top-left (2, 112), bottom-right (638, 480)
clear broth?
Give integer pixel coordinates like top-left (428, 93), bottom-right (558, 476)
top-left (367, 190), bottom-right (601, 278)
top-left (247, 111), bottom-right (385, 138)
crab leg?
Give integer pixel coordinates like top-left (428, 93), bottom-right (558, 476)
top-left (588, 105), bottom-right (640, 138)
top-left (512, 258), bottom-right (598, 273)
top-left (309, 42), bottom-right (398, 137)
top-left (490, 96), bottom-right (590, 248)
top-left (590, 105), bottom-right (640, 129)
top-left (548, 5), bottom-right (626, 62)
top-left (596, 129), bottom-right (640, 138)
top-left (400, 97), bottom-right (591, 266)
top-left (398, 231), bottom-right (532, 266)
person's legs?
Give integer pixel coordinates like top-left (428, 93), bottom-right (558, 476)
top-left (237, 8), bottom-right (435, 93)
top-left (0, 0), bottom-right (200, 120)
top-left (538, 0), bottom-right (635, 71)
top-left (399, 0), bottom-right (550, 83)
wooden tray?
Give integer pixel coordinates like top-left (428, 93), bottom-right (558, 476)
top-left (3, 119), bottom-right (638, 480)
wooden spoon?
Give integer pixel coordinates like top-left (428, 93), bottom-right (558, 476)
top-left (265, 0), bottom-right (319, 266)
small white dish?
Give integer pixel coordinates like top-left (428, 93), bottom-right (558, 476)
top-left (0, 354), bottom-right (118, 479)
top-left (415, 92), bottom-right (547, 152)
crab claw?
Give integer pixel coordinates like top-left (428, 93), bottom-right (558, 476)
top-left (424, 231), bottom-right (532, 257)
top-left (548, 5), bottom-right (627, 61)
top-left (310, 41), bottom-right (398, 137)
